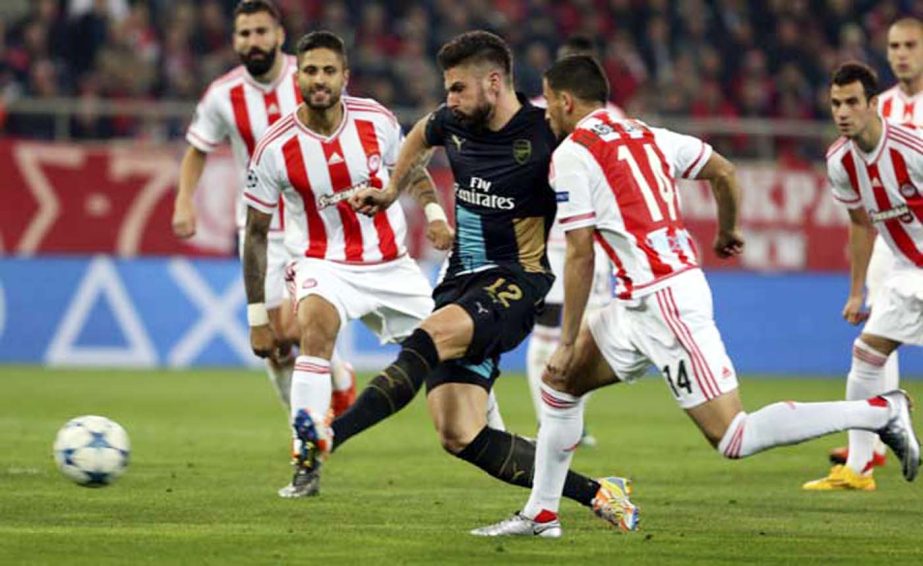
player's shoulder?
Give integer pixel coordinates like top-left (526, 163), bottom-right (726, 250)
top-left (879, 84), bottom-right (902, 102)
top-left (200, 65), bottom-right (247, 100)
top-left (251, 112), bottom-right (299, 165)
top-left (887, 121), bottom-right (923, 155)
top-left (825, 136), bottom-right (851, 162)
top-left (344, 95), bottom-right (399, 127)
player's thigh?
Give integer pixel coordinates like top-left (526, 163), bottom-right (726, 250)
top-left (433, 268), bottom-right (552, 363)
top-left (426, 381), bottom-right (489, 452)
top-left (288, 259), bottom-right (368, 353)
top-left (642, 277), bottom-right (739, 410)
top-left (862, 270), bottom-right (923, 349)
top-left (585, 303), bottom-right (651, 391)
top-left (357, 256), bottom-right (435, 343)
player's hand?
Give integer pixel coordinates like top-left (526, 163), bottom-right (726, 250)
top-left (544, 343), bottom-right (576, 382)
top-left (426, 220), bottom-right (454, 251)
top-left (172, 196), bottom-right (197, 239)
top-left (842, 294), bottom-right (869, 325)
top-left (349, 185), bottom-right (398, 216)
top-left (713, 229), bottom-right (744, 259)
top-left (250, 324), bottom-right (277, 359)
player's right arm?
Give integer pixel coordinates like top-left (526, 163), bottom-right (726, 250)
top-left (695, 152), bottom-right (744, 259)
top-left (173, 87), bottom-right (228, 238)
top-left (844, 207), bottom-right (875, 324)
top-left (173, 146), bottom-right (208, 238)
top-left (351, 114), bottom-right (434, 216)
top-left (242, 154), bottom-right (282, 359)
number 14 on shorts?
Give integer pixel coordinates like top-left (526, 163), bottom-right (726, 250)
top-left (663, 359), bottom-right (693, 398)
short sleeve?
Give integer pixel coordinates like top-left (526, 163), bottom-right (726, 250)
top-left (827, 157), bottom-right (862, 209)
top-left (650, 126), bottom-right (713, 179)
top-left (423, 105), bottom-right (449, 147)
top-left (186, 89), bottom-right (228, 153)
top-left (383, 120), bottom-right (404, 168)
top-left (243, 152), bottom-right (281, 215)
top-left (552, 143), bottom-right (597, 231)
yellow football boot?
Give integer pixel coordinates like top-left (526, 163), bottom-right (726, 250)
top-left (802, 464), bottom-right (876, 491)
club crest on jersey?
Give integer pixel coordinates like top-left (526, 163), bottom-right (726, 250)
top-left (513, 139), bottom-right (532, 164)
top-left (900, 183), bottom-right (918, 199)
top-left (367, 153), bottom-right (381, 173)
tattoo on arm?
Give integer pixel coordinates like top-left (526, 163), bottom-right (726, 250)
top-left (407, 166), bottom-right (439, 208)
top-left (243, 207), bottom-right (273, 304)
top-left (395, 147), bottom-right (435, 195)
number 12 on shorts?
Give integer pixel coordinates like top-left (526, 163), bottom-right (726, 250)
top-left (662, 359), bottom-right (692, 398)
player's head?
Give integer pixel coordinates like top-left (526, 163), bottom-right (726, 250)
top-left (829, 62), bottom-right (880, 139)
top-left (295, 31), bottom-right (349, 111)
top-left (887, 18), bottom-right (923, 87)
top-left (542, 55), bottom-right (609, 139)
top-left (557, 35), bottom-right (598, 61)
top-left (233, 0), bottom-right (285, 77)
top-left (437, 30), bottom-right (514, 130)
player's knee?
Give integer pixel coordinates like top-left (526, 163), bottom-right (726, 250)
top-left (434, 421), bottom-right (479, 455)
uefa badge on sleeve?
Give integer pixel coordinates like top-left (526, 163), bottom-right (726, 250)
top-left (246, 170), bottom-right (258, 190)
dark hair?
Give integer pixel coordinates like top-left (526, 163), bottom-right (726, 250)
top-left (544, 55), bottom-right (609, 104)
top-left (437, 30), bottom-right (513, 78)
top-left (831, 62), bottom-right (879, 101)
top-left (296, 30), bottom-right (348, 67)
top-left (558, 35), bottom-right (598, 59)
top-left (233, 0), bottom-right (281, 22)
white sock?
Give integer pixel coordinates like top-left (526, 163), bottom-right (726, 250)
top-left (873, 351), bottom-right (900, 456)
top-left (523, 384), bottom-right (585, 518)
top-left (486, 390), bottom-right (506, 431)
top-left (329, 349), bottom-right (354, 393)
top-left (526, 324), bottom-right (559, 423)
top-left (718, 397), bottom-right (892, 459)
top-left (265, 356), bottom-right (294, 411)
top-left (291, 355), bottom-right (333, 423)
top-left (846, 339), bottom-right (889, 473)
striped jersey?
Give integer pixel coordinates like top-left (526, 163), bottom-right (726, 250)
top-left (552, 109), bottom-right (713, 299)
top-left (879, 84), bottom-right (923, 126)
top-left (245, 96), bottom-right (408, 264)
top-left (826, 120), bottom-right (923, 269)
top-left (186, 54), bottom-right (301, 234)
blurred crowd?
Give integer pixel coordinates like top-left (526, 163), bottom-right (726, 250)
top-left (0, 0), bottom-right (919, 142)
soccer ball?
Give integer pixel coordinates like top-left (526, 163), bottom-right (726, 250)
top-left (53, 415), bottom-right (130, 487)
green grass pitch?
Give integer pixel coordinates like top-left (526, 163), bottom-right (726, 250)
top-left (1, 367), bottom-right (922, 564)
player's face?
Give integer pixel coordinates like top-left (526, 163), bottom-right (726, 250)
top-left (887, 24), bottom-right (923, 84)
top-left (233, 12), bottom-right (283, 77)
top-left (830, 81), bottom-right (877, 138)
top-left (542, 79), bottom-right (568, 139)
top-left (298, 48), bottom-right (348, 111)
top-left (444, 65), bottom-right (496, 130)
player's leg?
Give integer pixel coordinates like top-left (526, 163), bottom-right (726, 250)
top-left (526, 305), bottom-right (561, 420)
top-left (830, 236), bottom-right (897, 467)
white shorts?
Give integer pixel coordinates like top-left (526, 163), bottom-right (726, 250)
top-left (587, 269), bottom-right (739, 409)
top-left (285, 255), bottom-right (434, 344)
top-left (545, 243), bottom-right (612, 309)
top-left (237, 230), bottom-right (292, 310)
top-left (866, 235), bottom-right (895, 308)
top-left (863, 268), bottom-right (923, 346)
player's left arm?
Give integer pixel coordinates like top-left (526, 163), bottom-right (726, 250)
top-left (844, 207), bottom-right (875, 324)
top-left (695, 152), bottom-right (744, 259)
top-left (243, 206), bottom-right (277, 360)
top-left (405, 162), bottom-right (454, 251)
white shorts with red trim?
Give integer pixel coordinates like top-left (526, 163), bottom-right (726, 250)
top-left (866, 235), bottom-right (896, 308)
top-left (285, 255), bottom-right (434, 344)
top-left (237, 229), bottom-right (293, 310)
top-left (863, 267), bottom-right (923, 346)
top-left (586, 269), bottom-right (739, 409)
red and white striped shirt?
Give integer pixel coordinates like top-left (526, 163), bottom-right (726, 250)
top-left (245, 96), bottom-right (408, 264)
top-left (879, 84), bottom-right (923, 126)
top-left (552, 110), bottom-right (713, 299)
top-left (827, 121), bottom-right (923, 269)
top-left (186, 54), bottom-right (301, 233)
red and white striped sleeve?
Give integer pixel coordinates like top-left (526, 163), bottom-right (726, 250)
top-left (650, 126), bottom-right (713, 179)
top-left (186, 86), bottom-right (228, 153)
top-left (825, 148), bottom-right (862, 209)
top-left (552, 141), bottom-right (597, 231)
top-left (244, 146), bottom-right (281, 216)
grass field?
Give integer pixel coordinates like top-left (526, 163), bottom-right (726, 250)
top-left (1, 367), bottom-right (922, 565)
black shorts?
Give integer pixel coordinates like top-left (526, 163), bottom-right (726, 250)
top-left (432, 267), bottom-right (553, 364)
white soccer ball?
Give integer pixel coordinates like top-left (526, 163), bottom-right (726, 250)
top-left (53, 415), bottom-right (130, 487)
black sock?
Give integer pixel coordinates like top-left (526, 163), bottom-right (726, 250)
top-left (331, 329), bottom-right (439, 452)
top-left (454, 426), bottom-right (600, 507)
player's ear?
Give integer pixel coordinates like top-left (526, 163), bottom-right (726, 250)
top-left (342, 68), bottom-right (350, 89)
top-left (276, 24), bottom-right (285, 48)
